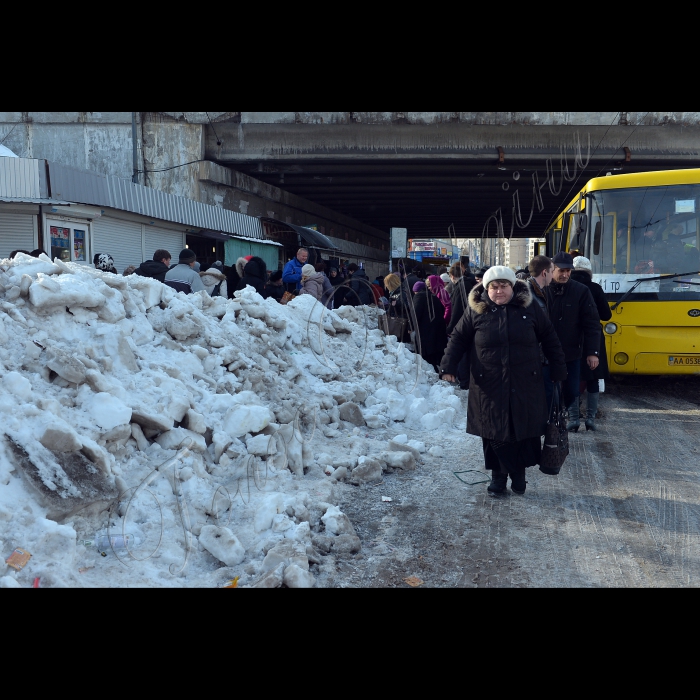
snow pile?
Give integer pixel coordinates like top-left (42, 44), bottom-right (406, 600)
top-left (0, 253), bottom-right (463, 588)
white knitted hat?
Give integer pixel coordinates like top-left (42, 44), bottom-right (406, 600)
top-left (482, 265), bottom-right (516, 288)
top-left (440, 273), bottom-right (451, 285)
top-left (301, 264), bottom-right (316, 277)
top-left (573, 256), bottom-right (592, 271)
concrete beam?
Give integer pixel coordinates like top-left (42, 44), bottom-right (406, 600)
top-left (206, 123), bottom-right (700, 162)
top-left (197, 161), bottom-right (389, 244)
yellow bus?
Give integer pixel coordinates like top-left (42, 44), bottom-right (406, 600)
top-left (545, 168), bottom-right (700, 374)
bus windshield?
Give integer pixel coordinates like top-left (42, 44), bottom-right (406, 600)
top-left (586, 184), bottom-right (700, 300)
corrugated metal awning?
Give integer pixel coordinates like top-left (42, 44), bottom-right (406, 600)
top-left (261, 217), bottom-right (340, 252)
top-left (196, 229), bottom-right (281, 245)
top-left (0, 197), bottom-right (72, 205)
top-left (46, 161), bottom-right (269, 242)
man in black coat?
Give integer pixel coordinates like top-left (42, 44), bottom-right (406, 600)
top-left (544, 251), bottom-right (601, 431)
top-left (572, 255), bottom-right (612, 431)
top-left (398, 261), bottom-right (419, 296)
top-left (134, 249), bottom-right (172, 283)
top-left (344, 263), bottom-right (374, 306)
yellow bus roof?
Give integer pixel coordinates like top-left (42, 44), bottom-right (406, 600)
top-left (551, 168), bottom-right (700, 230)
top-left (584, 167), bottom-right (700, 192)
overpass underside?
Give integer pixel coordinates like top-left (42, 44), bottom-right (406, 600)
top-left (207, 122), bottom-right (700, 239)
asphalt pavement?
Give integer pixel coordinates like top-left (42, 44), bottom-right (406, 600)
top-left (326, 374), bottom-right (700, 588)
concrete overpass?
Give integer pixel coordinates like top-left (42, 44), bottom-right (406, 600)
top-left (4, 112), bottom-right (700, 245)
top-left (201, 112), bottom-right (700, 239)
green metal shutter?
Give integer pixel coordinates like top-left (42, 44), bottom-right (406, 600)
top-left (224, 240), bottom-right (279, 272)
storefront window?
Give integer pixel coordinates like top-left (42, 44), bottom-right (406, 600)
top-left (73, 229), bottom-right (86, 261)
top-left (48, 222), bottom-right (90, 264)
top-left (50, 225), bottom-right (71, 262)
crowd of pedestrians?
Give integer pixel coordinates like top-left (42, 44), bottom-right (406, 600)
top-left (37, 241), bottom-right (611, 500)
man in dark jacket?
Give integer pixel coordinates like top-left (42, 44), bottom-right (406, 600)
top-left (527, 255), bottom-right (556, 404)
top-left (544, 251), bottom-right (601, 431)
top-left (134, 249), bottom-right (172, 283)
top-left (398, 261), bottom-right (419, 296)
top-left (344, 263), bottom-right (374, 306)
top-left (572, 256), bottom-right (612, 431)
top-left (236, 256), bottom-right (269, 297)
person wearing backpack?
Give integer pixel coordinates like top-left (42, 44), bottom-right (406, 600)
top-left (200, 260), bottom-right (228, 298)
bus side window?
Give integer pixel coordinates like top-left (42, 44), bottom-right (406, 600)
top-left (593, 221), bottom-right (602, 256)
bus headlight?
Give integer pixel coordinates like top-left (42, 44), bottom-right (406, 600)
top-left (614, 352), bottom-right (629, 365)
top-left (604, 323), bottom-right (618, 334)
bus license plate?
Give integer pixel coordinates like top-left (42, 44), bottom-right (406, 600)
top-left (668, 355), bottom-right (700, 366)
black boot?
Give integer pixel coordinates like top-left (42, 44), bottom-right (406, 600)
top-left (585, 391), bottom-right (599, 431)
top-left (566, 399), bottom-right (580, 432)
top-left (487, 472), bottom-right (508, 496)
top-left (510, 468), bottom-right (527, 495)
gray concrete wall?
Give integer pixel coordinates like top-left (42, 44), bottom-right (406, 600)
top-left (0, 112), bottom-right (390, 252)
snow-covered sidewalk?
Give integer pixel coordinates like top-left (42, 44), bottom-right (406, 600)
top-left (0, 253), bottom-right (464, 587)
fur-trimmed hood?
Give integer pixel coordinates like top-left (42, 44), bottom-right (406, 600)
top-left (468, 279), bottom-right (532, 314)
top-left (200, 269), bottom-right (226, 285)
top-left (235, 257), bottom-right (249, 279)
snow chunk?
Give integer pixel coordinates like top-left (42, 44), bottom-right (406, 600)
top-left (283, 564), bottom-right (316, 588)
top-left (246, 434), bottom-right (275, 456)
top-left (321, 505), bottom-right (356, 536)
top-left (155, 428), bottom-right (206, 452)
top-left (421, 407), bottom-right (456, 430)
top-left (4, 371), bottom-right (32, 401)
top-left (0, 576), bottom-right (21, 588)
top-left (407, 439), bottom-right (426, 453)
top-left (223, 404), bottom-right (272, 438)
top-left (81, 392), bottom-right (132, 431)
top-left (29, 272), bottom-right (106, 309)
top-left (199, 525), bottom-right (246, 566)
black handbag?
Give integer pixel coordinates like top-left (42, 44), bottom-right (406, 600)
top-left (539, 382), bottom-right (569, 475)
top-left (387, 315), bottom-right (409, 340)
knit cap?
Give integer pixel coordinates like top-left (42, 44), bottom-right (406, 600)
top-left (573, 256), bottom-right (592, 271)
top-left (482, 265), bottom-right (516, 288)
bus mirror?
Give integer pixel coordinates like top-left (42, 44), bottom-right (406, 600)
top-left (578, 214), bottom-right (588, 253)
top-left (577, 214), bottom-right (587, 235)
top-left (593, 221), bottom-right (601, 255)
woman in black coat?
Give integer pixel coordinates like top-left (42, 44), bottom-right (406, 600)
top-left (440, 267), bottom-right (566, 497)
top-left (411, 281), bottom-right (448, 371)
top-left (572, 257), bottom-right (611, 431)
top-left (236, 256), bottom-right (269, 298)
